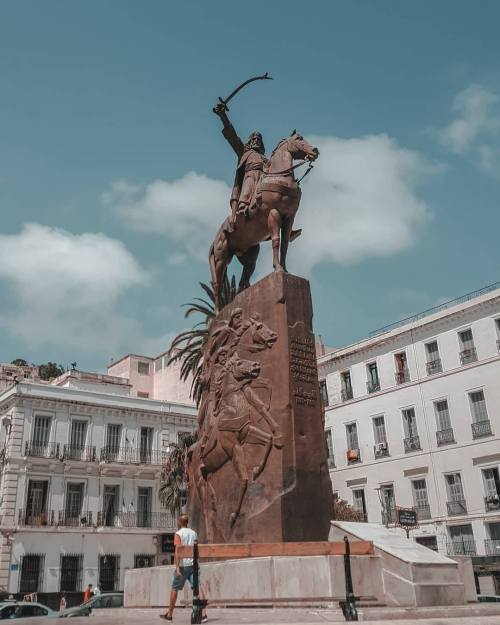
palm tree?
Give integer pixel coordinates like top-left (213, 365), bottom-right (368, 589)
top-left (167, 275), bottom-right (237, 406)
top-left (333, 495), bottom-right (366, 522)
top-left (159, 433), bottom-right (197, 517)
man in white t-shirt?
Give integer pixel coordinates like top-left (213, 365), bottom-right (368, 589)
top-left (161, 515), bottom-right (207, 622)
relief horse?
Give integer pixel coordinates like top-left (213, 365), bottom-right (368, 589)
top-left (209, 133), bottom-right (319, 310)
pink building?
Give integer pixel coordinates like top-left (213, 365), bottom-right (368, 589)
top-left (107, 351), bottom-right (194, 404)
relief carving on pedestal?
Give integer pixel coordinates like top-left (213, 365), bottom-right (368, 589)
top-left (189, 308), bottom-right (282, 539)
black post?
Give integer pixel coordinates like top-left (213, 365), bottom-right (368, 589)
top-left (339, 536), bottom-right (359, 622)
top-left (190, 540), bottom-right (207, 625)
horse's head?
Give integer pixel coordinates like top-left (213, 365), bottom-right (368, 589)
top-left (287, 132), bottom-right (319, 162)
top-left (230, 357), bottom-right (261, 382)
top-left (249, 316), bottom-right (278, 351)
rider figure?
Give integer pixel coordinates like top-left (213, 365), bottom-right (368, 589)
top-left (213, 102), bottom-right (267, 230)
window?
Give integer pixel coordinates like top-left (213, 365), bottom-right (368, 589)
top-left (31, 415), bottom-right (52, 455)
top-left (341, 371), bottom-right (353, 401)
top-left (140, 427), bottom-right (154, 462)
top-left (380, 485), bottom-right (395, 524)
top-left (402, 408), bottom-right (420, 451)
top-left (448, 524), bottom-right (476, 555)
top-left (415, 535), bottom-right (438, 551)
top-left (366, 362), bottom-right (380, 393)
top-left (434, 400), bottom-right (454, 445)
top-left (104, 424), bottom-right (122, 461)
top-left (394, 352), bottom-right (409, 384)
top-left (496, 319), bottom-right (500, 352)
top-left (137, 391), bottom-right (149, 399)
top-left (469, 390), bottom-right (492, 438)
top-left (325, 429), bottom-right (334, 467)
top-left (177, 431), bottom-right (191, 445)
top-left (60, 554), bottom-right (83, 592)
top-left (65, 483), bottom-right (84, 523)
top-left (154, 357), bottom-right (163, 372)
top-left (319, 379), bottom-right (329, 406)
top-left (445, 473), bottom-right (467, 515)
top-left (25, 480), bottom-right (48, 525)
top-left (102, 485), bottom-right (119, 527)
top-left (372, 416), bottom-right (387, 445)
top-left (425, 341), bottom-right (442, 375)
top-left (345, 423), bottom-right (359, 451)
top-left (134, 554), bottom-right (155, 568)
top-left (458, 329), bottom-right (477, 364)
top-left (352, 489), bottom-right (367, 520)
top-left (98, 555), bottom-right (120, 592)
top-left (412, 479), bottom-right (431, 519)
top-left (137, 361), bottom-right (150, 375)
top-left (483, 468), bottom-right (500, 511)
top-left (19, 554), bottom-right (44, 593)
top-left (137, 487), bottom-right (152, 527)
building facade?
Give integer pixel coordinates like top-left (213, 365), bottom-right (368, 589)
top-left (0, 370), bottom-right (196, 596)
top-left (319, 284), bottom-right (500, 595)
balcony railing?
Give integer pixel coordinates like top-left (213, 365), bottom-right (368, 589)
top-left (485, 539), bottom-right (500, 556)
top-left (472, 420), bottom-right (492, 439)
top-left (447, 499), bottom-right (467, 516)
top-left (341, 388), bottom-right (353, 402)
top-left (460, 347), bottom-right (477, 365)
top-left (395, 368), bottom-right (410, 385)
top-left (18, 509), bottom-right (56, 527)
top-left (382, 506), bottom-right (396, 525)
top-left (447, 540), bottom-right (476, 556)
top-left (62, 445), bottom-right (96, 462)
top-left (57, 510), bottom-right (94, 527)
top-left (24, 442), bottom-right (60, 459)
top-left (366, 380), bottom-right (380, 394)
top-left (485, 495), bottom-right (500, 512)
top-left (426, 358), bottom-right (442, 376)
top-left (436, 428), bottom-right (455, 446)
top-left (416, 504), bottom-right (431, 520)
top-left (404, 435), bottom-right (421, 453)
top-left (99, 447), bottom-right (167, 465)
top-left (346, 448), bottom-right (361, 464)
top-left (96, 511), bottom-right (176, 529)
top-left (373, 444), bottom-right (389, 459)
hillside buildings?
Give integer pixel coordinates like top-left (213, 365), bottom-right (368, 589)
top-left (0, 366), bottom-right (196, 596)
top-left (320, 282), bottom-right (500, 595)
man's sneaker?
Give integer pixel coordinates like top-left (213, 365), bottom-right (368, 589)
top-left (202, 617), bottom-right (208, 623)
top-left (159, 614), bottom-right (172, 621)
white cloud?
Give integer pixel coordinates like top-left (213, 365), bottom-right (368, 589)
top-left (0, 223), bottom-right (150, 354)
top-left (103, 173), bottom-right (230, 261)
top-left (106, 134), bottom-right (435, 274)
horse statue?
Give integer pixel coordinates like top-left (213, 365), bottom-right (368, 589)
top-left (209, 133), bottom-right (319, 310)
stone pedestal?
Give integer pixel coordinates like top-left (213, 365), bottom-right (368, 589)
top-left (188, 272), bottom-right (333, 543)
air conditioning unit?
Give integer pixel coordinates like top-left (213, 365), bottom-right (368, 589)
top-left (346, 449), bottom-right (360, 462)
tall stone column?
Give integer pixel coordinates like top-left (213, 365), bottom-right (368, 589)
top-left (189, 272), bottom-right (333, 543)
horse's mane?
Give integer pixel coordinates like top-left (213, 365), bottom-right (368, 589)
top-left (269, 137), bottom-right (290, 159)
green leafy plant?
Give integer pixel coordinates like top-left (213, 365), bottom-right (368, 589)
top-left (159, 432), bottom-right (197, 516)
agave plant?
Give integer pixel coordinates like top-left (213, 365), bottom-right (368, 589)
top-left (167, 275), bottom-right (237, 406)
top-left (159, 432), bottom-right (197, 516)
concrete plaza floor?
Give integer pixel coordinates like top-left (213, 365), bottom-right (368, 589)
top-left (21, 605), bottom-right (500, 624)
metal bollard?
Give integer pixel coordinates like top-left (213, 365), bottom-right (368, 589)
top-left (339, 536), bottom-right (359, 621)
top-left (191, 541), bottom-right (207, 624)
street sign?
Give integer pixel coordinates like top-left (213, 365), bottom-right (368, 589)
top-left (396, 506), bottom-right (419, 538)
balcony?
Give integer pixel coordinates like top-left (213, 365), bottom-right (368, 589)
top-left (366, 380), bottom-right (380, 394)
top-left (373, 443), bottom-right (389, 459)
top-left (395, 368), bottom-right (410, 385)
top-left (447, 540), bottom-right (476, 556)
top-left (436, 428), bottom-right (455, 446)
top-left (62, 445), bottom-right (96, 462)
top-left (404, 435), bottom-right (421, 453)
top-left (471, 420), bottom-right (492, 439)
top-left (24, 442), bottom-right (60, 459)
top-left (18, 509), bottom-right (55, 527)
top-left (57, 510), bottom-right (94, 527)
top-left (416, 504), bottom-right (431, 520)
top-left (485, 495), bottom-right (500, 512)
top-left (99, 447), bottom-right (167, 465)
top-left (426, 358), bottom-right (442, 376)
top-left (96, 511), bottom-right (176, 529)
top-left (346, 448), bottom-right (361, 464)
top-left (485, 539), bottom-right (500, 556)
top-left (447, 499), bottom-right (467, 516)
top-left (341, 388), bottom-right (353, 402)
top-left (460, 347), bottom-right (477, 365)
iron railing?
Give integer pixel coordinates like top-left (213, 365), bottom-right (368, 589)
top-left (485, 495), bottom-right (500, 511)
top-left (99, 447), bottom-right (167, 465)
top-left (460, 347), bottom-right (477, 365)
top-left (472, 420), bottom-right (492, 438)
top-left (485, 539), bottom-right (500, 556)
top-left (447, 499), bottom-right (467, 516)
top-left (96, 511), bottom-right (176, 529)
top-left (436, 428), bottom-right (455, 446)
top-left (24, 442), bottom-right (60, 459)
top-left (383, 506), bottom-right (396, 525)
top-left (426, 358), bottom-right (443, 375)
top-left (416, 504), bottom-right (431, 520)
top-left (366, 380), bottom-right (380, 394)
top-left (341, 388), bottom-right (353, 402)
top-left (447, 540), bottom-right (476, 556)
top-left (373, 444), bottom-right (389, 458)
top-left (395, 368), bottom-right (410, 385)
top-left (18, 509), bottom-right (55, 527)
top-left (57, 511), bottom-right (93, 527)
top-left (62, 445), bottom-right (96, 462)
top-left (404, 435), bottom-right (421, 453)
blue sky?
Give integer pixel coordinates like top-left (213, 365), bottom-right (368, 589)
top-left (1, 1), bottom-right (499, 370)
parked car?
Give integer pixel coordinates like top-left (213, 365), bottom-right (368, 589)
top-left (61, 592), bottom-right (123, 618)
top-left (0, 600), bottom-right (60, 619)
top-left (477, 594), bottom-right (500, 602)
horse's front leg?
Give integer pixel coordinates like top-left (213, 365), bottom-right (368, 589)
top-left (267, 208), bottom-right (282, 271)
top-left (280, 216), bottom-right (294, 273)
top-left (229, 442), bottom-right (249, 528)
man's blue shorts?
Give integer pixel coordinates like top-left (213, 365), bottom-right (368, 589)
top-left (172, 566), bottom-right (195, 591)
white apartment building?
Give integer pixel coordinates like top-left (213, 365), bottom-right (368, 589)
top-left (0, 369), bottom-right (196, 597)
top-left (319, 283), bottom-right (500, 595)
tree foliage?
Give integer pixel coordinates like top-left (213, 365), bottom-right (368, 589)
top-left (38, 362), bottom-right (65, 381)
top-left (159, 432), bottom-right (197, 516)
top-left (11, 359), bottom-right (28, 367)
top-left (332, 495), bottom-right (366, 522)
